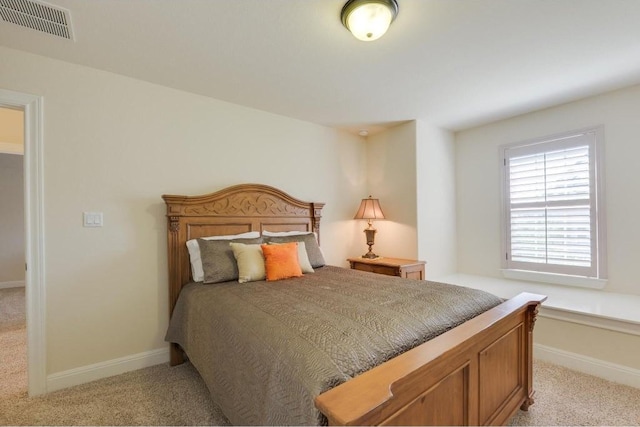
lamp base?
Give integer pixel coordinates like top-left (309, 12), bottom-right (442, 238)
top-left (362, 228), bottom-right (379, 259)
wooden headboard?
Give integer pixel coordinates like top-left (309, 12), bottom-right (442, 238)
top-left (162, 183), bottom-right (324, 317)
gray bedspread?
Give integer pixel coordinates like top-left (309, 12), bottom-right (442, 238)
top-left (165, 265), bottom-right (502, 426)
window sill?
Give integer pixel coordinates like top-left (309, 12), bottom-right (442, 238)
top-left (436, 273), bottom-right (640, 337)
top-left (501, 269), bottom-right (607, 290)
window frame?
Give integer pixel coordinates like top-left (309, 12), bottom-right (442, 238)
top-left (500, 126), bottom-right (607, 288)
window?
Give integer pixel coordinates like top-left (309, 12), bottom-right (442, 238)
top-left (501, 127), bottom-right (606, 286)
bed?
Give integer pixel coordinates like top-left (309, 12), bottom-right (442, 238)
top-left (162, 183), bottom-right (546, 426)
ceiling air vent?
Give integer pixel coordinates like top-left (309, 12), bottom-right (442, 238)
top-left (0, 0), bottom-right (74, 40)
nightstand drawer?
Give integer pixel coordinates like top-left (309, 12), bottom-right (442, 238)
top-left (352, 262), bottom-right (398, 276)
top-left (348, 257), bottom-right (426, 280)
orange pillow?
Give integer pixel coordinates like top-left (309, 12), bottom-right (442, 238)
top-left (261, 242), bottom-right (303, 281)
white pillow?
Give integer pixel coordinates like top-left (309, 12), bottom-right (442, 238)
top-left (262, 230), bottom-right (314, 237)
top-left (186, 231), bottom-right (260, 282)
top-left (230, 243), bottom-right (266, 283)
top-left (295, 241), bottom-right (314, 274)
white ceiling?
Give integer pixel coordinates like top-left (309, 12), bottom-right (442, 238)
top-left (2, 0), bottom-right (640, 134)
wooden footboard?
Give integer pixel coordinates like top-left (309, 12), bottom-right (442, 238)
top-left (315, 292), bottom-right (546, 426)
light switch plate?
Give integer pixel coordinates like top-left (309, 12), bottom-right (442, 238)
top-left (83, 212), bottom-right (103, 227)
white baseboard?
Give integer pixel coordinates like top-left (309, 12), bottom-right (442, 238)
top-left (46, 347), bottom-right (170, 393)
top-left (0, 280), bottom-right (25, 289)
top-left (534, 343), bottom-right (640, 389)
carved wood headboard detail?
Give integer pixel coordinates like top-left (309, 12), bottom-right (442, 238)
top-left (162, 183), bottom-right (324, 316)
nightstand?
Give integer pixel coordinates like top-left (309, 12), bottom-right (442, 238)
top-left (347, 257), bottom-right (426, 280)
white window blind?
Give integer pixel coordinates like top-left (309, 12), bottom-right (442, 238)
top-left (502, 129), bottom-right (605, 280)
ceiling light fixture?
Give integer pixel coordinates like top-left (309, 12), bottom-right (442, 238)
top-left (341, 0), bottom-right (399, 42)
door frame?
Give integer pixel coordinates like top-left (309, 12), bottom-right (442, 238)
top-left (0, 88), bottom-right (46, 395)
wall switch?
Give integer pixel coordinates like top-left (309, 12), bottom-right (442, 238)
top-left (83, 212), bottom-right (103, 227)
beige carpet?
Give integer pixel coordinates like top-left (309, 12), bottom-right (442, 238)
top-left (510, 361), bottom-right (640, 426)
top-left (0, 286), bottom-right (27, 399)
top-left (2, 287), bottom-right (639, 426)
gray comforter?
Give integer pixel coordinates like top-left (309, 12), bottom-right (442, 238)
top-left (165, 265), bottom-right (502, 425)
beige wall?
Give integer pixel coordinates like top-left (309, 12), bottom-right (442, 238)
top-left (535, 317), bottom-right (640, 370)
top-left (456, 83), bottom-right (640, 296)
top-left (0, 46), bottom-right (367, 375)
top-left (364, 121), bottom-right (457, 280)
top-left (0, 153), bottom-right (24, 282)
top-left (366, 122), bottom-right (418, 260)
top-left (416, 120), bottom-right (457, 280)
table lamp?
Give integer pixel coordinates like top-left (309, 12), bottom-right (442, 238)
top-left (353, 196), bottom-right (386, 259)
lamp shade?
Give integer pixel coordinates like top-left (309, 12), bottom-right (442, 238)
top-left (341, 0), bottom-right (399, 42)
top-left (353, 196), bottom-right (386, 220)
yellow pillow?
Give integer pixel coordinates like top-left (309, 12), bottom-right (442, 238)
top-left (229, 242), bottom-right (265, 283)
top-left (261, 242), bottom-right (303, 281)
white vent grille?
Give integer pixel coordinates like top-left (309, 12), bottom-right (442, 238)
top-left (0, 0), bottom-right (74, 40)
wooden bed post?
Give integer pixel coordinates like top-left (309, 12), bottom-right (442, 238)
top-left (167, 214), bottom-right (186, 366)
top-left (520, 304), bottom-right (540, 411)
top-left (312, 203), bottom-right (324, 242)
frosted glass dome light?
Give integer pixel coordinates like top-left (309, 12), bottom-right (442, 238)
top-left (341, 0), bottom-right (399, 42)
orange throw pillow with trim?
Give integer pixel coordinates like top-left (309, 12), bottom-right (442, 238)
top-left (261, 242), bottom-right (303, 281)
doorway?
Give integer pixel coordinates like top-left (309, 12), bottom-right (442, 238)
top-left (0, 89), bottom-right (46, 396)
top-left (0, 107), bottom-right (26, 397)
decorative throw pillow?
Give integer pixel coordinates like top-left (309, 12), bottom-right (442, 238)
top-left (268, 241), bottom-right (314, 274)
top-left (198, 237), bottom-right (262, 284)
top-left (230, 242), bottom-right (266, 283)
top-left (261, 242), bottom-right (303, 281)
top-left (263, 233), bottom-right (325, 268)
